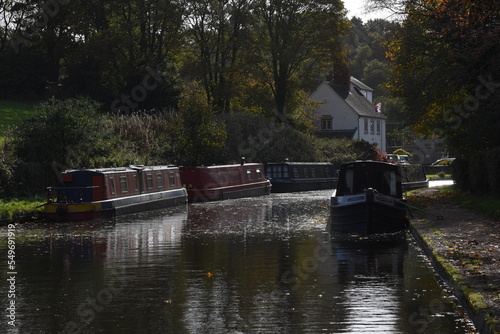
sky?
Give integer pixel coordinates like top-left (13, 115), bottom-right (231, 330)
top-left (343, 0), bottom-right (397, 21)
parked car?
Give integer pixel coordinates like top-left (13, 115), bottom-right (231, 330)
top-left (386, 154), bottom-right (410, 164)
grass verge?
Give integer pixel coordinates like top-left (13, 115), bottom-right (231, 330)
top-left (454, 192), bottom-right (500, 221)
top-left (0, 198), bottom-right (44, 223)
top-left (0, 100), bottom-right (34, 137)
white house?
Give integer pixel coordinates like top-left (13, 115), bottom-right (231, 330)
top-left (310, 76), bottom-right (387, 153)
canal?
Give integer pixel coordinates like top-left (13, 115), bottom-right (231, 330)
top-left (1, 188), bottom-right (476, 333)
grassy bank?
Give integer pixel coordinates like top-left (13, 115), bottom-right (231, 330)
top-left (411, 185), bottom-right (500, 221)
top-left (454, 192), bottom-right (500, 221)
top-left (0, 100), bottom-right (34, 138)
top-left (0, 198), bottom-right (44, 223)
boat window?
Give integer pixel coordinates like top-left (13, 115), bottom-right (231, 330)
top-left (246, 170), bottom-right (253, 180)
top-left (311, 167), bottom-right (316, 178)
top-left (376, 170), bottom-right (397, 196)
top-left (157, 173), bottom-right (164, 188)
top-left (266, 166), bottom-right (272, 177)
top-left (344, 169), bottom-right (353, 194)
top-left (134, 174), bottom-right (139, 191)
top-left (293, 167), bottom-right (300, 178)
top-left (389, 171), bottom-right (397, 196)
top-left (304, 168), bottom-right (309, 178)
top-left (109, 176), bottom-right (116, 195)
top-left (282, 166), bottom-right (289, 178)
top-left (169, 172), bottom-right (176, 186)
top-left (273, 165), bottom-right (282, 178)
top-left (120, 176), bottom-right (128, 193)
top-left (256, 169), bottom-right (262, 179)
top-left (146, 174), bottom-right (153, 189)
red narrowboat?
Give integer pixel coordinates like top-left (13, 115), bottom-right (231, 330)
top-left (45, 166), bottom-right (187, 220)
top-left (179, 163), bottom-right (271, 202)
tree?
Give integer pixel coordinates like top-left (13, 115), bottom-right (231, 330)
top-left (168, 82), bottom-right (227, 165)
top-left (251, 0), bottom-right (349, 118)
top-left (63, 0), bottom-right (185, 109)
top-left (386, 0), bottom-right (500, 155)
top-left (182, 0), bottom-right (253, 113)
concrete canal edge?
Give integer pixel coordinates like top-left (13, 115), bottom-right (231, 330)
top-left (409, 218), bottom-right (499, 334)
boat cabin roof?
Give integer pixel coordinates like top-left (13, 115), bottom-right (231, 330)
top-left (182, 163), bottom-right (263, 170)
top-left (63, 165), bottom-right (178, 176)
top-left (267, 162), bottom-right (333, 166)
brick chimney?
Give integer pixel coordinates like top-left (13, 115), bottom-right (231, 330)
top-left (330, 56), bottom-right (350, 90)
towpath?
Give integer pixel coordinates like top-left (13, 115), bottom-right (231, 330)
top-left (408, 186), bottom-right (500, 334)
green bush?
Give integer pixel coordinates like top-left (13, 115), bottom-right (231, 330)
top-left (0, 140), bottom-right (16, 198)
top-left (9, 97), bottom-right (106, 195)
top-left (392, 148), bottom-right (412, 157)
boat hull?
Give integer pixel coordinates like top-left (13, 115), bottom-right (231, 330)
top-left (45, 188), bottom-right (187, 221)
top-left (270, 179), bottom-right (338, 193)
top-left (330, 191), bottom-right (408, 235)
top-left (402, 179), bottom-right (429, 191)
top-left (187, 181), bottom-right (271, 202)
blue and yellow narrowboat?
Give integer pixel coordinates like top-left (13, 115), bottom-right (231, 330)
top-left (45, 166), bottom-right (187, 220)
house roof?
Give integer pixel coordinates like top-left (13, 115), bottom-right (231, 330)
top-left (326, 81), bottom-right (386, 119)
top-left (350, 76), bottom-right (373, 91)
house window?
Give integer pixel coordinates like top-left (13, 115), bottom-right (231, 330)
top-left (321, 116), bottom-right (332, 131)
top-left (376, 120), bottom-right (381, 135)
top-left (364, 119), bottom-right (368, 134)
top-left (370, 119), bottom-right (375, 134)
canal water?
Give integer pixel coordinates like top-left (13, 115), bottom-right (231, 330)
top-left (1, 189), bottom-right (476, 333)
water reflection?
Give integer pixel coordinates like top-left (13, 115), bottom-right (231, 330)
top-left (332, 239), bottom-right (406, 333)
top-left (0, 191), bottom-right (475, 334)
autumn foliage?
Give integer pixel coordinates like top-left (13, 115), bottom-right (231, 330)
top-left (386, 0), bottom-right (499, 194)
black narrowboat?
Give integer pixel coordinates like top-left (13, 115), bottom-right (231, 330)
top-left (179, 163), bottom-right (271, 202)
top-left (45, 166), bottom-right (187, 220)
top-left (265, 162), bottom-right (338, 192)
top-left (330, 161), bottom-right (408, 235)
